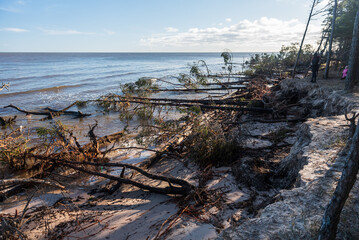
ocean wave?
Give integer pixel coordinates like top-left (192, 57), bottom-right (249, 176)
top-left (0, 84), bottom-right (84, 98)
top-left (2, 73), bottom-right (81, 82)
top-left (99, 67), bottom-right (181, 80)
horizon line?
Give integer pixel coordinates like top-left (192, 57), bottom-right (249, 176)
top-left (0, 51), bottom-right (274, 54)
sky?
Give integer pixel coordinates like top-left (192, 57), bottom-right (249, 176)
top-left (0, 0), bottom-right (330, 52)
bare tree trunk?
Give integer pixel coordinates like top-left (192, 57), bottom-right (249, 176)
top-left (345, 3), bottom-right (359, 92)
top-left (318, 116), bottom-right (359, 239)
top-left (292, 0), bottom-right (317, 78)
top-left (324, 0), bottom-right (338, 79)
top-left (317, 24), bottom-right (331, 54)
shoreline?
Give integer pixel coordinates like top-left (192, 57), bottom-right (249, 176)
top-left (2, 76), bottom-right (358, 239)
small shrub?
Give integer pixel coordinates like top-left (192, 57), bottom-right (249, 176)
top-left (186, 122), bottom-right (240, 167)
top-left (269, 127), bottom-right (293, 144)
top-left (120, 77), bottom-right (159, 97)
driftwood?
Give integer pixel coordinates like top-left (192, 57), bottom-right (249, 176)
top-left (41, 158), bottom-right (194, 195)
top-left (0, 83), bottom-right (10, 91)
top-left (94, 99), bottom-right (271, 113)
top-left (0, 164), bottom-right (55, 202)
top-left (150, 86), bottom-right (246, 92)
top-left (204, 74), bottom-right (247, 78)
top-left (0, 178), bottom-right (65, 189)
top-left (116, 96), bottom-right (256, 106)
top-left (4, 104), bottom-right (91, 118)
top-left (224, 118), bottom-right (306, 124)
top-left (0, 116), bottom-right (16, 126)
top-left (204, 80), bottom-right (248, 86)
top-left (0, 129), bottom-right (126, 202)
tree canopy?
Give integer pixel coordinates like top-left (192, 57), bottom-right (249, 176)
top-left (322, 0), bottom-right (359, 65)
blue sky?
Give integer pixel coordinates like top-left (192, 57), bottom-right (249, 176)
top-left (0, 0), bottom-right (329, 52)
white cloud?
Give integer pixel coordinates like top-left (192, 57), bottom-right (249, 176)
top-left (0, 0), bottom-right (25, 12)
top-left (1, 27), bottom-right (28, 32)
top-left (315, 0), bottom-right (330, 14)
top-left (0, 7), bottom-right (19, 12)
top-left (140, 17), bottom-right (322, 51)
top-left (225, 18), bottom-right (232, 22)
top-left (40, 28), bottom-right (94, 35)
top-left (165, 27), bottom-right (179, 33)
top-left (104, 29), bottom-right (115, 35)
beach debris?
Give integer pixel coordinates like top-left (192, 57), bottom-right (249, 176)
top-left (0, 115), bottom-right (16, 127)
top-left (51, 159), bottom-right (194, 195)
top-left (0, 178), bottom-right (65, 189)
top-left (0, 83), bottom-right (10, 91)
top-left (4, 104), bottom-right (91, 118)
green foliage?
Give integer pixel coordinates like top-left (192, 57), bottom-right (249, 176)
top-left (246, 53), bottom-right (279, 77)
top-left (333, 0), bottom-right (358, 64)
top-left (96, 94), bottom-right (132, 114)
top-left (221, 50), bottom-right (233, 75)
top-left (36, 127), bottom-right (56, 141)
top-left (333, 0), bottom-right (358, 39)
top-left (186, 122), bottom-right (239, 168)
top-left (177, 73), bottom-right (197, 88)
top-left (189, 63), bottom-right (208, 85)
top-left (0, 132), bottom-right (29, 169)
top-left (76, 101), bottom-right (87, 108)
top-left (36, 121), bottom-right (66, 144)
top-left (176, 60), bottom-right (210, 88)
top-left (120, 77), bottom-right (159, 97)
top-left (278, 43), bottom-right (313, 67)
top-left (136, 107), bottom-right (154, 121)
top-left (245, 43), bottom-right (314, 77)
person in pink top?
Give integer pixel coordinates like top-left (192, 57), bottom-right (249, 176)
top-left (342, 65), bottom-right (348, 79)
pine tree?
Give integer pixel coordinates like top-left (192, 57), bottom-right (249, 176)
top-left (345, 2), bottom-right (359, 92)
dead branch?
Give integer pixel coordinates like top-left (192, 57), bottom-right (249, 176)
top-left (224, 118), bottom-right (306, 124)
top-left (4, 104), bottom-right (90, 118)
top-left (115, 96), bottom-right (255, 106)
top-left (153, 206), bottom-right (188, 240)
top-left (150, 86), bottom-right (246, 92)
top-left (203, 80), bottom-right (248, 86)
top-left (0, 116), bottom-right (16, 126)
top-left (37, 155), bottom-right (192, 190)
top-left (204, 74), bottom-right (247, 78)
top-left (0, 83), bottom-right (10, 91)
top-left (57, 161), bottom-right (193, 195)
top-left (345, 110), bottom-right (359, 138)
top-left (0, 178), bottom-right (65, 189)
top-left (94, 99), bottom-right (271, 113)
top-left (0, 165), bottom-right (56, 202)
top-left (44, 107), bottom-right (91, 118)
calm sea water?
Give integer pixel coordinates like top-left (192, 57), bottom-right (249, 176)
top-left (0, 52), bottom-right (252, 116)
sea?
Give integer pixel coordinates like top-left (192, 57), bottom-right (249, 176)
top-left (0, 52), bottom-right (253, 138)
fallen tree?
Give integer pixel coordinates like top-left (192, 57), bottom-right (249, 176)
top-left (49, 158), bottom-right (193, 195)
top-left (94, 99), bottom-right (271, 113)
top-left (150, 86), bottom-right (246, 92)
top-left (4, 104), bottom-right (91, 118)
top-left (0, 178), bottom-right (65, 189)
